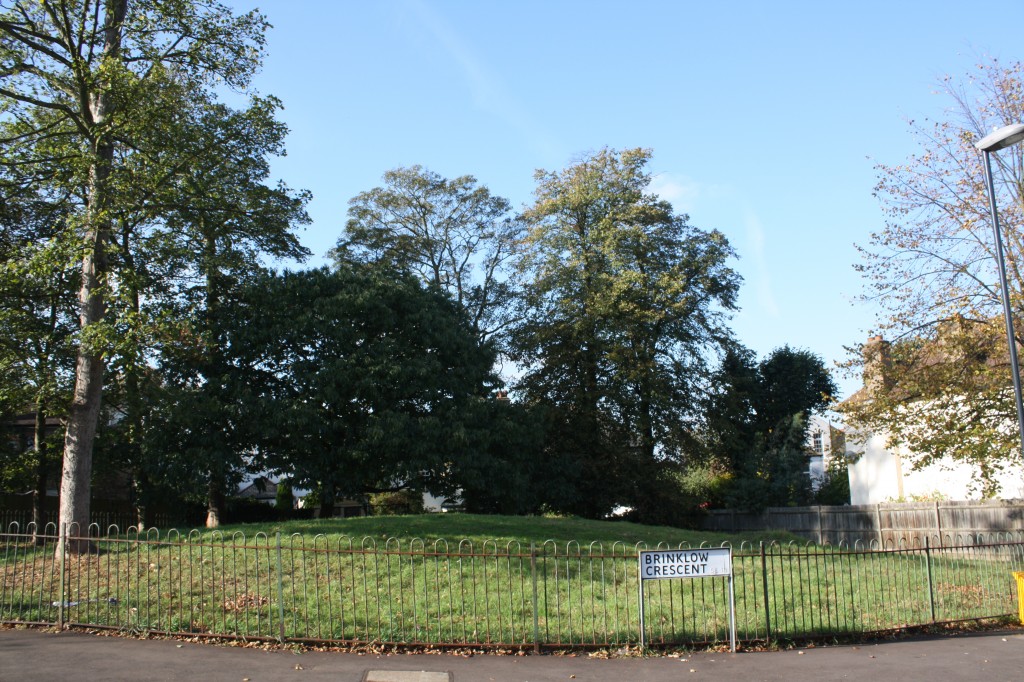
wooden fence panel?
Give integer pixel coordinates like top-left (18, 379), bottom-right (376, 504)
top-left (704, 500), bottom-right (1024, 545)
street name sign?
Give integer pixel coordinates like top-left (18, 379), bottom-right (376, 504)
top-left (637, 546), bottom-right (736, 651)
top-left (638, 548), bottom-right (731, 580)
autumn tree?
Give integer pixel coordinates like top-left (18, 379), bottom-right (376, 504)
top-left (511, 148), bottom-right (740, 519)
top-left (847, 57), bottom-right (1024, 492)
top-left (0, 0), bottom-right (275, 543)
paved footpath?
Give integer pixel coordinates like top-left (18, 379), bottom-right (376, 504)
top-left (2, 627), bottom-right (1023, 682)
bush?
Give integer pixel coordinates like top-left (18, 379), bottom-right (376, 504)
top-left (369, 490), bottom-right (425, 516)
top-left (814, 457), bottom-right (851, 505)
top-left (275, 479), bottom-right (295, 510)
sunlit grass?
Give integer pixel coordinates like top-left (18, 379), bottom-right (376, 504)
top-left (2, 515), bottom-right (1021, 648)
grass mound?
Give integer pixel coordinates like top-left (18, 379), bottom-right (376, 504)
top-left (200, 513), bottom-right (804, 547)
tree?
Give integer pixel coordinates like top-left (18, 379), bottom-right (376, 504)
top-left (705, 345), bottom-right (837, 510)
top-left (848, 57), bottom-right (1024, 491)
top-left (132, 96), bottom-right (309, 528)
top-left (0, 0), bottom-right (273, 545)
top-left (333, 166), bottom-right (522, 344)
top-left (0, 192), bottom-right (78, 534)
top-left (224, 266), bottom-right (499, 518)
top-left (511, 147), bottom-right (740, 519)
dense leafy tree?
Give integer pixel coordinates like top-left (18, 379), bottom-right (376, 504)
top-left (223, 266), bottom-right (499, 518)
top-left (133, 96), bottom-right (310, 528)
top-left (511, 148), bottom-right (740, 519)
top-left (0, 0), bottom-right (272, 545)
top-left (847, 58), bottom-right (1024, 490)
top-left (333, 166), bottom-right (522, 344)
top-left (705, 345), bottom-right (837, 510)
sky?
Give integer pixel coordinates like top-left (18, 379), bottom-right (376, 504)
top-left (225, 0), bottom-right (1024, 402)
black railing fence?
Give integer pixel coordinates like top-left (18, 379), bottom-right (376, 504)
top-left (2, 524), bottom-right (1022, 650)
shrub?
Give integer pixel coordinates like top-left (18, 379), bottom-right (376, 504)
top-left (369, 490), bottom-right (425, 516)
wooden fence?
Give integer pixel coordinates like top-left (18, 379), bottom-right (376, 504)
top-left (703, 499), bottom-right (1024, 546)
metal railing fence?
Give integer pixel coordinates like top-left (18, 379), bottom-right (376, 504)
top-left (2, 524), bottom-right (1022, 649)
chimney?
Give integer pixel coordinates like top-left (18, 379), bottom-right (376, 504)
top-left (863, 335), bottom-right (892, 393)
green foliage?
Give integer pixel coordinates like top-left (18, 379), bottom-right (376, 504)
top-left (333, 165), bottom-right (521, 344)
top-left (705, 345), bottom-right (837, 511)
top-left (726, 414), bottom-right (817, 511)
top-left (275, 479), bottom-right (295, 511)
top-left (0, 0), bottom-right (284, 534)
top-left (814, 455), bottom-right (851, 505)
top-left (369, 491), bottom-right (425, 516)
top-left (224, 265), bottom-right (499, 516)
top-left (511, 147), bottom-right (740, 518)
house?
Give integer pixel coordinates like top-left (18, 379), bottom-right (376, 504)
top-left (237, 476), bottom-right (278, 505)
top-left (806, 414), bottom-right (844, 490)
top-left (842, 333), bottom-right (1024, 504)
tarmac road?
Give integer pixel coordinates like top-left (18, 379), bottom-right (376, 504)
top-left (1, 627), bottom-right (1023, 682)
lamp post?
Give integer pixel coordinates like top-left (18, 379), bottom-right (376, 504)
top-left (976, 123), bottom-right (1024, 458)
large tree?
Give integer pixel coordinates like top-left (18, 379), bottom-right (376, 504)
top-left (511, 147), bottom-right (740, 519)
top-left (333, 166), bottom-right (522, 344)
top-left (0, 0), bottom-right (272, 544)
top-left (847, 57), bottom-right (1024, 492)
top-left (223, 266), bottom-right (498, 518)
top-left (92, 94), bottom-right (310, 529)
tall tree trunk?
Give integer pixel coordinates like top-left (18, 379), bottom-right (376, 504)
top-left (56, 0), bottom-right (128, 556)
top-left (201, 221), bottom-right (229, 529)
top-left (122, 222), bottom-right (152, 531)
top-left (31, 402), bottom-right (49, 545)
top-left (318, 483), bottom-right (336, 519)
top-left (206, 473), bottom-right (225, 528)
top-left (58, 180), bottom-right (108, 551)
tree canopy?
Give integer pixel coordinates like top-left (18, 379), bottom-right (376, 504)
top-left (511, 147), bottom-right (740, 519)
top-left (705, 345), bottom-right (837, 509)
top-left (222, 265), bottom-right (500, 518)
top-left (0, 0), bottom-right (303, 540)
top-left (333, 166), bottom-right (521, 344)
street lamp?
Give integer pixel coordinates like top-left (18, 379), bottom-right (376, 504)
top-left (976, 123), bottom-right (1024, 458)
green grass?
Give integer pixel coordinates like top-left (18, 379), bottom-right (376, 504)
top-left (191, 513), bottom-right (806, 548)
top-left (2, 514), bottom-right (1021, 649)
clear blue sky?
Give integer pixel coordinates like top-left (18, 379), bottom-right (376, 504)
top-left (227, 0), bottom-right (1023, 401)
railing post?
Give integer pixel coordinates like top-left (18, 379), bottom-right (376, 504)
top-left (530, 542), bottom-right (540, 654)
top-left (57, 523), bottom-right (66, 630)
top-left (275, 532), bottom-right (286, 643)
top-left (924, 536), bottom-right (936, 623)
top-left (759, 541), bottom-right (771, 641)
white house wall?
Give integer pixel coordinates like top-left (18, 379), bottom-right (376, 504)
top-left (847, 430), bottom-right (1024, 504)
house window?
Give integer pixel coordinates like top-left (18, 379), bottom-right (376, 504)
top-left (812, 431), bottom-right (823, 454)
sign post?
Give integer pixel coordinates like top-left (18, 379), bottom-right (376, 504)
top-left (637, 547), bottom-right (736, 652)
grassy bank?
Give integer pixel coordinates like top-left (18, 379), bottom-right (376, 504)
top-left (198, 513), bottom-right (805, 548)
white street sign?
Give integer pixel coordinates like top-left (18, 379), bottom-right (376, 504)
top-left (639, 547), bottom-right (732, 580)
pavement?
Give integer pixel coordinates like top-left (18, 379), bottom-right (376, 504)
top-left (1, 627), bottom-right (1023, 682)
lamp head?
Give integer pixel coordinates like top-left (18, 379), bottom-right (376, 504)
top-left (976, 123), bottom-right (1024, 152)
